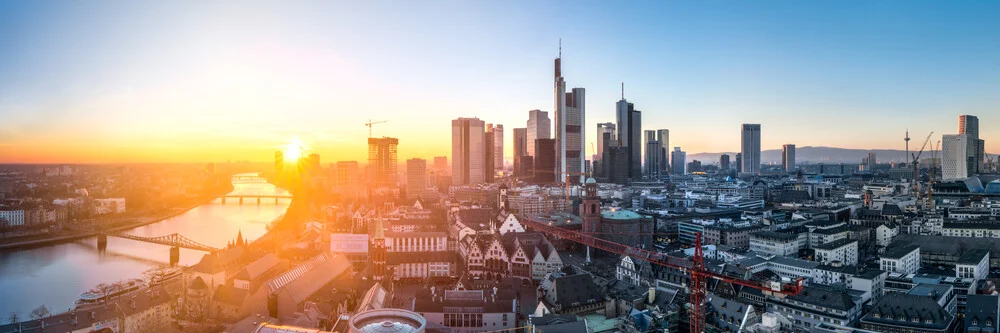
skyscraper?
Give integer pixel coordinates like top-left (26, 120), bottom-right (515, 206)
top-left (492, 124), bottom-right (504, 171)
top-left (513, 128), bottom-right (527, 177)
top-left (741, 124), bottom-right (761, 174)
top-left (943, 134), bottom-right (972, 180)
top-left (527, 110), bottom-right (551, 158)
top-left (451, 117), bottom-right (486, 185)
top-left (866, 152), bottom-right (876, 172)
top-left (782, 144), bottom-right (796, 172)
top-left (656, 129), bottom-right (669, 175)
top-left (367, 137), bottom-right (399, 186)
top-left (616, 99), bottom-right (642, 181)
top-left (959, 115), bottom-right (984, 173)
top-left (433, 156), bottom-right (448, 174)
top-left (735, 153), bottom-right (742, 173)
top-left (406, 158), bottom-right (426, 199)
top-left (671, 147), bottom-right (686, 175)
top-left (720, 154), bottom-right (730, 170)
top-left (644, 130), bottom-right (661, 179)
top-left (485, 127), bottom-right (495, 183)
top-left (553, 47), bottom-right (585, 184)
top-left (533, 138), bottom-right (556, 184)
top-left (596, 123), bottom-right (616, 163)
top-left (334, 161), bottom-right (359, 187)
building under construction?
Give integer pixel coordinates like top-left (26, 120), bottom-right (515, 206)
top-left (368, 137), bottom-right (398, 187)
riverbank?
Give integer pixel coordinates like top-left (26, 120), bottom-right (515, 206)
top-left (0, 193), bottom-right (225, 252)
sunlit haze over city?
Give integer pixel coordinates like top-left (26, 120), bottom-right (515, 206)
top-left (2, 2), bottom-right (1000, 333)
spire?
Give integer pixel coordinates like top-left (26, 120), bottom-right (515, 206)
top-left (558, 38), bottom-right (562, 59)
top-left (236, 230), bottom-right (244, 246)
top-left (374, 211), bottom-right (385, 239)
top-left (621, 82), bottom-right (624, 99)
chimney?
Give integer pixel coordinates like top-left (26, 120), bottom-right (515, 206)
top-left (648, 287), bottom-right (656, 304)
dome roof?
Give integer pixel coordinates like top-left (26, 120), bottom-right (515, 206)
top-left (602, 210), bottom-right (643, 220)
top-left (586, 177), bottom-right (597, 184)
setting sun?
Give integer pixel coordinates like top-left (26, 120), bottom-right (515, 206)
top-left (284, 138), bottom-right (304, 162)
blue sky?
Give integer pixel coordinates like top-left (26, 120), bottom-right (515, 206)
top-left (1, 1), bottom-right (999, 163)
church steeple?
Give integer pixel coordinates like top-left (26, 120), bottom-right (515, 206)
top-left (370, 211), bottom-right (387, 282)
top-left (236, 229), bottom-right (245, 246)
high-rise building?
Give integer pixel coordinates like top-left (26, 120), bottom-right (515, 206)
top-left (596, 123), bottom-right (616, 162)
top-left (274, 151), bottom-right (284, 174)
top-left (433, 156), bottom-right (448, 174)
top-left (943, 134), bottom-right (973, 180)
top-left (741, 124), bottom-right (761, 174)
top-left (451, 117), bottom-right (486, 185)
top-left (533, 139), bottom-right (556, 184)
top-left (782, 144), bottom-right (796, 172)
top-left (687, 160), bottom-right (702, 173)
top-left (367, 137), bottom-right (399, 186)
top-left (644, 130), bottom-right (661, 179)
top-left (512, 128), bottom-right (527, 177)
top-left (959, 115), bottom-right (984, 173)
top-left (616, 99), bottom-right (642, 181)
top-left (334, 161), bottom-right (360, 187)
top-left (671, 147), bottom-right (686, 175)
top-left (720, 154), bottom-right (731, 170)
top-left (553, 48), bottom-right (585, 184)
top-left (491, 124), bottom-right (504, 171)
top-left (527, 110), bottom-right (551, 158)
top-left (656, 129), bottom-right (669, 175)
top-left (406, 158), bottom-right (426, 200)
top-left (485, 127), bottom-right (496, 183)
top-left (735, 153), bottom-right (742, 173)
top-left (603, 146), bottom-right (629, 185)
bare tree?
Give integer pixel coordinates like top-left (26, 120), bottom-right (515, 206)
top-left (29, 305), bottom-right (49, 320)
top-left (95, 283), bottom-right (115, 302)
top-left (7, 312), bottom-right (18, 324)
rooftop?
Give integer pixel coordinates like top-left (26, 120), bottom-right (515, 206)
top-left (958, 249), bottom-right (991, 265)
top-left (602, 210), bottom-right (644, 220)
top-left (862, 293), bottom-right (953, 330)
top-left (814, 238), bottom-right (857, 251)
top-left (881, 244), bottom-right (920, 260)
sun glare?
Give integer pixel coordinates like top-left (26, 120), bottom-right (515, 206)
top-left (284, 138), bottom-right (304, 161)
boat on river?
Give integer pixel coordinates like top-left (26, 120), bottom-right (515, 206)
top-left (74, 278), bottom-right (144, 305)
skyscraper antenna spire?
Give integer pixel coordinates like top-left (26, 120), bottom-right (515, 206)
top-left (621, 82), bottom-right (624, 99)
top-left (558, 38), bottom-right (562, 58)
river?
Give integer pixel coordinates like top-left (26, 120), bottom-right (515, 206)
top-left (0, 173), bottom-right (290, 318)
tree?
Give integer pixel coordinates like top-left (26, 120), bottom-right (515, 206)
top-left (7, 312), bottom-right (18, 324)
top-left (95, 283), bottom-right (115, 302)
top-left (30, 305), bottom-right (49, 320)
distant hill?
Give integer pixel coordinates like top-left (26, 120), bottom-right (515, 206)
top-left (687, 146), bottom-right (940, 165)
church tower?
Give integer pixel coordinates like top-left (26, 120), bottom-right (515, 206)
top-left (370, 212), bottom-right (387, 282)
top-left (581, 178), bottom-right (601, 233)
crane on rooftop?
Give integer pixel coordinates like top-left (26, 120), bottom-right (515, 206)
top-left (910, 131), bottom-right (933, 198)
top-left (365, 118), bottom-right (389, 138)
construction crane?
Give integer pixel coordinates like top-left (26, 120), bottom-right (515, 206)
top-left (364, 118), bottom-right (389, 138)
top-left (910, 132), bottom-right (933, 197)
top-left (520, 219), bottom-right (804, 333)
top-left (564, 172), bottom-right (589, 209)
top-left (929, 140), bottom-right (939, 210)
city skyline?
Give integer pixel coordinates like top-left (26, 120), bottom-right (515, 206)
top-left (3, 1), bottom-right (1000, 164)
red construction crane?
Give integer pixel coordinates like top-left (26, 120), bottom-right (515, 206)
top-left (521, 218), bottom-right (805, 333)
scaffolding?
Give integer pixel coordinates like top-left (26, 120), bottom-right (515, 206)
top-left (368, 137), bottom-right (399, 187)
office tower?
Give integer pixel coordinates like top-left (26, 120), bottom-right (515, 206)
top-left (741, 124), bottom-right (761, 174)
top-left (335, 161), bottom-right (360, 187)
top-left (485, 127), bottom-right (495, 183)
top-left (644, 130), bottom-right (661, 179)
top-left (406, 158), bottom-right (426, 199)
top-left (720, 154), bottom-right (731, 170)
top-left (735, 153), bottom-right (743, 173)
top-left (513, 128), bottom-right (527, 177)
top-left (604, 146), bottom-right (630, 185)
top-left (520, 155), bottom-right (534, 179)
top-left (656, 129), bottom-right (669, 175)
top-left (596, 123), bottom-right (616, 162)
top-left (308, 153), bottom-right (321, 170)
top-left (533, 139), bottom-right (556, 184)
top-left (687, 160), bottom-right (702, 173)
top-left (553, 47), bottom-right (585, 184)
top-left (274, 151), bottom-right (284, 174)
top-left (959, 115), bottom-right (984, 173)
top-left (491, 124), bottom-right (504, 171)
top-left (452, 117), bottom-right (486, 185)
top-left (943, 134), bottom-right (973, 180)
top-left (527, 110), bottom-right (551, 158)
top-left (782, 144), bottom-right (796, 172)
top-left (616, 99), bottom-right (642, 181)
top-left (367, 137), bottom-right (398, 186)
top-left (671, 147), bottom-right (686, 175)
top-left (433, 156), bottom-right (448, 174)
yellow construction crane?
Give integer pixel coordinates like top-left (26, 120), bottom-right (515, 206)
top-left (365, 118), bottom-right (389, 138)
top-left (928, 140), bottom-right (939, 210)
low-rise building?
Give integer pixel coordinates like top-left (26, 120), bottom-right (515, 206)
top-left (750, 231), bottom-right (804, 256)
top-left (880, 244), bottom-right (920, 275)
top-left (957, 249), bottom-right (990, 280)
top-left (767, 285), bottom-right (864, 330)
top-left (813, 239), bottom-right (859, 266)
top-left (859, 293), bottom-right (955, 333)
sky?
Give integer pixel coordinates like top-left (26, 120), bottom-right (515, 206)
top-left (1, 1), bottom-right (999, 164)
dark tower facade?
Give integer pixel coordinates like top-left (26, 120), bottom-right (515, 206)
top-left (581, 178), bottom-right (601, 233)
top-left (370, 213), bottom-right (387, 282)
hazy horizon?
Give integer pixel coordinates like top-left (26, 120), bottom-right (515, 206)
top-left (2, 1), bottom-right (999, 164)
